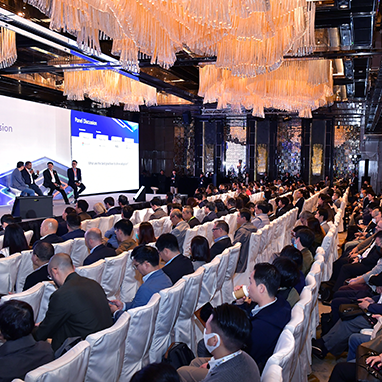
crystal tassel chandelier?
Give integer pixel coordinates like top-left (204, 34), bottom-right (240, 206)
top-left (63, 70), bottom-right (157, 111)
top-left (199, 60), bottom-right (334, 118)
top-left (0, 27), bottom-right (17, 69)
top-left (26, 0), bottom-right (316, 76)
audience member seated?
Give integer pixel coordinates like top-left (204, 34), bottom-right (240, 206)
top-left (114, 219), bottom-right (137, 255)
top-left (315, 208), bottom-right (330, 234)
top-left (279, 245), bottom-right (305, 294)
top-left (233, 208), bottom-right (257, 273)
top-left (316, 193), bottom-right (335, 222)
top-left (104, 196), bottom-right (121, 216)
top-left (294, 188), bottom-right (305, 217)
top-left (275, 196), bottom-right (291, 218)
top-left (186, 197), bottom-right (198, 208)
top-left (0, 300), bottom-right (54, 382)
top-left (313, 272), bottom-right (382, 359)
top-left (23, 242), bottom-right (55, 291)
top-left (118, 195), bottom-right (129, 209)
top-left (138, 222), bottom-right (156, 245)
top-left (299, 211), bottom-right (314, 226)
top-left (34, 253), bottom-right (113, 352)
top-left (170, 209), bottom-right (190, 251)
top-left (182, 205), bottom-right (200, 228)
top-left (215, 199), bottom-right (228, 218)
top-left (131, 363), bottom-right (180, 382)
top-left (251, 202), bottom-right (270, 230)
top-left (110, 245), bottom-right (172, 317)
top-left (178, 304), bottom-right (260, 382)
top-left (156, 233), bottom-right (194, 284)
top-left (93, 202), bottom-right (108, 217)
top-left (33, 218), bottom-right (64, 249)
top-left (201, 202), bottom-right (218, 224)
top-left (226, 198), bottom-right (237, 214)
top-left (149, 197), bottom-right (167, 220)
top-left (272, 256), bottom-right (300, 307)
top-left (234, 263), bottom-right (291, 372)
top-left (84, 228), bottom-right (116, 265)
top-left (306, 217), bottom-right (325, 253)
top-left (76, 199), bottom-right (91, 221)
top-left (0, 214), bottom-right (15, 236)
top-left (3, 223), bottom-right (29, 255)
top-left (294, 228), bottom-right (315, 276)
top-left (105, 205), bottom-right (134, 249)
top-left (56, 206), bottom-right (75, 237)
top-left (61, 213), bottom-right (85, 241)
top-left (210, 220), bottom-right (232, 260)
top-left (190, 236), bottom-right (211, 271)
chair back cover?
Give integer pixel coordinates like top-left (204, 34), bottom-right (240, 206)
top-left (113, 214), bottom-right (122, 226)
top-left (119, 251), bottom-right (142, 302)
top-left (24, 341), bottom-right (91, 382)
top-left (204, 221), bottom-right (215, 246)
top-left (120, 294), bottom-right (161, 381)
top-left (182, 226), bottom-right (199, 258)
top-left (162, 217), bottom-right (173, 234)
top-left (222, 243), bottom-right (241, 304)
top-left (83, 218), bottom-right (100, 231)
top-left (210, 249), bottom-right (230, 307)
top-left (15, 250), bottom-right (34, 293)
top-left (101, 251), bottom-right (129, 299)
top-left (24, 230), bottom-right (34, 246)
top-left (150, 216), bottom-right (166, 238)
top-left (0, 252), bottom-right (22, 294)
top-left (197, 256), bottom-right (221, 310)
top-left (85, 312), bottom-right (130, 382)
top-left (75, 259), bottom-right (105, 284)
top-left (173, 267), bottom-right (204, 353)
top-left (70, 238), bottom-right (89, 267)
top-left (262, 329), bottom-right (295, 382)
top-left (149, 279), bottom-right (186, 363)
top-left (98, 216), bottom-right (115, 236)
top-left (53, 240), bottom-right (73, 256)
top-left (260, 364), bottom-right (283, 382)
top-left (37, 281), bottom-right (57, 323)
top-left (1, 282), bottom-right (45, 319)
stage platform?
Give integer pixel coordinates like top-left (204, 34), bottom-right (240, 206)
top-left (0, 192), bottom-right (167, 221)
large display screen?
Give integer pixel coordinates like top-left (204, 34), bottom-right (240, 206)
top-left (0, 95), bottom-right (139, 206)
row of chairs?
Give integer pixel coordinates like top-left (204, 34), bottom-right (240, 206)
top-left (5, 244), bottom-right (242, 382)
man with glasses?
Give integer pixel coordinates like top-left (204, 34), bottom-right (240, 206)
top-left (109, 245), bottom-right (172, 318)
top-left (210, 220), bottom-right (232, 260)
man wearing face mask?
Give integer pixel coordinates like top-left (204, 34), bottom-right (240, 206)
top-left (177, 304), bottom-right (260, 382)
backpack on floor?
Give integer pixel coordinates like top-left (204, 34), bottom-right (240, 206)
top-left (162, 342), bottom-right (195, 369)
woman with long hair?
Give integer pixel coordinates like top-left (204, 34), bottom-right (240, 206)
top-left (190, 235), bottom-right (211, 271)
top-left (3, 223), bottom-right (29, 255)
top-left (138, 222), bottom-right (156, 245)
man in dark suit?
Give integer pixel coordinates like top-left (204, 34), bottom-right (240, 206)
top-left (104, 196), bottom-right (121, 216)
top-left (182, 205), bottom-right (200, 228)
top-left (61, 213), bottom-right (85, 241)
top-left (34, 253), bottom-right (113, 352)
top-left (75, 199), bottom-right (92, 221)
top-left (210, 220), bottom-right (232, 260)
top-left (22, 161), bottom-right (43, 196)
top-left (33, 218), bottom-right (64, 249)
top-left (275, 196), bottom-right (290, 218)
top-left (294, 189), bottom-right (305, 217)
top-left (201, 202), bottom-right (218, 224)
top-left (110, 245), bottom-right (172, 317)
top-left (67, 160), bottom-right (86, 203)
top-left (23, 242), bottom-right (55, 291)
top-left (43, 162), bottom-right (69, 204)
top-left (156, 233), bottom-right (194, 284)
top-left (84, 228), bottom-right (116, 265)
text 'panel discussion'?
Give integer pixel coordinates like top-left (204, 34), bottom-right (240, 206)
top-left (0, 0), bottom-right (381, 381)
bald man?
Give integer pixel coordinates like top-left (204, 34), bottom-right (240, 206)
top-left (34, 253), bottom-right (113, 352)
top-left (33, 218), bottom-right (64, 249)
top-left (83, 228), bottom-right (116, 266)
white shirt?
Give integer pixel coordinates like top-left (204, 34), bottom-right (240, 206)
top-left (49, 170), bottom-right (55, 183)
top-left (251, 298), bottom-right (277, 316)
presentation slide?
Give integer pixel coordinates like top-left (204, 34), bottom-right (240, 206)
top-left (71, 110), bottom-right (139, 194)
top-left (0, 95), bottom-right (140, 206)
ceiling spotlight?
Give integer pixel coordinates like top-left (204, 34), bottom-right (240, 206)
top-left (337, 0), bottom-right (350, 10)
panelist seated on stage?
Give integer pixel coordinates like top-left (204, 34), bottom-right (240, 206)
top-left (67, 160), bottom-right (86, 203)
top-left (33, 218), bottom-right (64, 249)
top-left (11, 161), bottom-right (35, 196)
top-left (105, 206), bottom-right (134, 249)
top-left (83, 228), bottom-right (116, 266)
top-left (42, 162), bottom-right (69, 204)
top-left (21, 161), bottom-right (43, 196)
top-left (110, 245), bottom-right (172, 318)
top-left (23, 242), bottom-right (55, 291)
top-left (61, 213), bottom-right (85, 241)
top-left (75, 199), bottom-right (92, 221)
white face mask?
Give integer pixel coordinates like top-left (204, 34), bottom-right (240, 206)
top-left (203, 328), bottom-right (221, 354)
top-left (360, 193), bottom-right (364, 198)
top-left (372, 218), bottom-right (377, 224)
